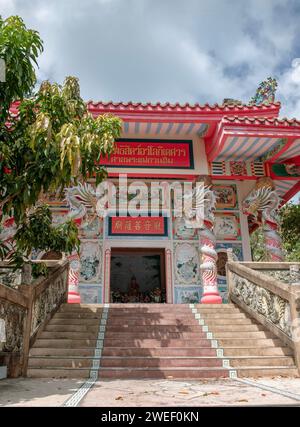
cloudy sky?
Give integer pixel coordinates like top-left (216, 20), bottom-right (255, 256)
top-left (2, 0), bottom-right (300, 117)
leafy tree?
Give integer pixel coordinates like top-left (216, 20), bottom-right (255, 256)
top-left (250, 199), bottom-right (300, 262)
top-left (250, 226), bottom-right (266, 261)
top-left (0, 15), bottom-right (43, 124)
top-left (0, 16), bottom-right (122, 272)
top-left (280, 201), bottom-right (300, 261)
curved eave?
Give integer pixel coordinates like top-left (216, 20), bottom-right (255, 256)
top-left (207, 118), bottom-right (300, 163)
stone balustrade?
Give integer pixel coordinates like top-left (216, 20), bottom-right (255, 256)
top-left (226, 254), bottom-right (300, 374)
top-left (0, 260), bottom-right (69, 377)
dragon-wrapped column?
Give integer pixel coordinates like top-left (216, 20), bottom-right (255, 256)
top-left (199, 183), bottom-right (222, 304)
top-left (243, 177), bottom-right (285, 262)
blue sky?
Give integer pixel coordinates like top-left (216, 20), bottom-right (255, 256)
top-left (1, 0), bottom-right (299, 202)
top-left (2, 0), bottom-right (300, 119)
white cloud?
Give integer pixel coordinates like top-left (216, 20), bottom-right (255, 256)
top-left (278, 59), bottom-right (300, 117)
top-left (0, 0), bottom-right (16, 15)
top-left (1, 0), bottom-right (300, 115)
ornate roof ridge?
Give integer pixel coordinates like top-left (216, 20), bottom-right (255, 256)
top-left (222, 115), bottom-right (300, 127)
top-left (86, 100), bottom-right (281, 112)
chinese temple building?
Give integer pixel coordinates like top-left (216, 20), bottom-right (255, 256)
top-left (3, 79), bottom-right (300, 381)
top-left (35, 80), bottom-right (300, 305)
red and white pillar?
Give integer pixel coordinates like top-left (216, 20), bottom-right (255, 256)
top-left (199, 184), bottom-right (222, 304)
top-left (199, 219), bottom-right (222, 304)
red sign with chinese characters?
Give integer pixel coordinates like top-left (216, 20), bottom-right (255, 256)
top-left (109, 216), bottom-right (166, 236)
top-left (100, 139), bottom-right (194, 169)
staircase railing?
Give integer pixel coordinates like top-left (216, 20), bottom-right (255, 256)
top-left (0, 260), bottom-right (69, 377)
top-left (226, 255), bottom-right (300, 374)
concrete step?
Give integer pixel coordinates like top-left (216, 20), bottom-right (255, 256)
top-left (108, 305), bottom-right (190, 310)
top-left (104, 332), bottom-right (206, 339)
top-left (228, 356), bottom-right (295, 367)
top-left (206, 324), bottom-right (264, 332)
top-left (39, 332), bottom-right (98, 340)
top-left (102, 347), bottom-right (217, 357)
top-left (59, 308), bottom-right (103, 315)
top-left (108, 304), bottom-right (189, 309)
top-left (28, 357), bottom-right (94, 368)
top-left (104, 339), bottom-right (212, 347)
top-left (197, 313), bottom-right (249, 319)
top-left (45, 324), bottom-right (99, 332)
top-left (98, 367), bottom-right (230, 379)
top-left (49, 318), bottom-right (102, 325)
top-left (107, 316), bottom-right (198, 323)
top-left (28, 356), bottom-right (226, 369)
top-left (59, 304), bottom-right (104, 312)
top-left (55, 312), bottom-right (103, 319)
top-left (196, 305), bottom-right (239, 311)
top-left (29, 348), bottom-right (96, 357)
top-left (213, 331), bottom-right (272, 339)
top-left (223, 347), bottom-right (294, 357)
top-left (108, 312), bottom-right (196, 318)
top-left (105, 325), bottom-right (202, 333)
top-left (27, 367), bottom-right (90, 378)
top-left (100, 357), bottom-right (224, 368)
top-left (237, 367), bottom-right (298, 377)
top-left (34, 339), bottom-right (98, 348)
top-left (28, 302), bottom-right (298, 380)
top-left (217, 338), bottom-right (282, 347)
top-left (202, 318), bottom-right (259, 326)
top-left (107, 311), bottom-right (192, 317)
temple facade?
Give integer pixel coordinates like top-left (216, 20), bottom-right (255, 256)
top-left (27, 82), bottom-right (300, 305)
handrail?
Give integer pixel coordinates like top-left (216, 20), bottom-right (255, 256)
top-left (0, 282), bottom-right (29, 309)
top-left (0, 260), bottom-right (69, 377)
top-left (226, 258), bottom-right (300, 374)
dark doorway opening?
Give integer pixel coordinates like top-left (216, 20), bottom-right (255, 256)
top-left (110, 248), bottom-right (166, 303)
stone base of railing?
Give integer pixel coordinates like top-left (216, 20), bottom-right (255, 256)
top-left (0, 352), bottom-right (22, 378)
top-left (226, 257), bottom-right (300, 375)
top-left (0, 260), bottom-right (69, 377)
top-left (0, 365), bottom-right (7, 379)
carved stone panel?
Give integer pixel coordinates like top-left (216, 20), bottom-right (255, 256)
top-left (0, 299), bottom-right (27, 352)
top-left (174, 243), bottom-right (199, 285)
top-left (31, 268), bottom-right (68, 335)
top-left (232, 273), bottom-right (292, 337)
top-left (79, 240), bottom-right (102, 283)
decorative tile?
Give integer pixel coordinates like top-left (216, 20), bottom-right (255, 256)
top-left (218, 284), bottom-right (228, 303)
top-left (215, 213), bottom-right (241, 240)
top-left (79, 216), bottom-right (103, 239)
top-left (174, 242), bottom-right (199, 284)
top-left (213, 184), bottom-right (238, 210)
top-left (174, 286), bottom-right (202, 304)
top-left (216, 243), bottom-right (243, 279)
top-left (51, 210), bottom-right (69, 225)
top-left (172, 216), bottom-right (198, 240)
top-left (80, 240), bottom-right (102, 283)
top-left (230, 161), bottom-right (247, 176)
top-left (78, 284), bottom-right (102, 304)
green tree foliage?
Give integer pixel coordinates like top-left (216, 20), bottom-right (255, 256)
top-left (250, 200), bottom-right (300, 261)
top-left (11, 206), bottom-right (80, 276)
top-left (0, 16), bottom-right (43, 123)
top-left (250, 226), bottom-right (266, 261)
top-left (280, 201), bottom-right (300, 261)
top-left (0, 16), bottom-right (122, 270)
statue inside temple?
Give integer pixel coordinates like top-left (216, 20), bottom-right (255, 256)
top-left (128, 275), bottom-right (140, 300)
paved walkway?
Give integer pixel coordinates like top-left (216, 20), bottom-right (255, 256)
top-left (0, 377), bottom-right (300, 406)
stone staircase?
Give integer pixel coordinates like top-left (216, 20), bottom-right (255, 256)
top-left (27, 303), bottom-right (298, 379)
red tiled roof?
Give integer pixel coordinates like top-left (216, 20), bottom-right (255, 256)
top-left (222, 115), bottom-right (300, 127)
top-left (87, 100), bottom-right (281, 114)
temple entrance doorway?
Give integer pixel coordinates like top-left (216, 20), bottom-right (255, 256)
top-left (110, 248), bottom-right (166, 303)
